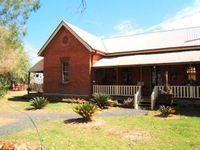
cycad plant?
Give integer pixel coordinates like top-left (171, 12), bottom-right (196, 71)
top-left (159, 105), bottom-right (175, 117)
top-left (30, 97), bottom-right (49, 109)
top-left (73, 102), bottom-right (99, 121)
top-left (91, 93), bottom-right (110, 109)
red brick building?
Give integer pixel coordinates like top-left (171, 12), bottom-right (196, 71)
top-left (30, 21), bottom-right (200, 109)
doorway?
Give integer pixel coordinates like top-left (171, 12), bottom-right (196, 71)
top-left (151, 66), bottom-right (163, 88)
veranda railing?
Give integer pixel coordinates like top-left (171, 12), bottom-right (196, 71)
top-left (93, 85), bottom-right (142, 109)
top-left (156, 85), bottom-right (200, 99)
top-left (151, 85), bottom-right (200, 110)
top-left (93, 85), bottom-right (141, 96)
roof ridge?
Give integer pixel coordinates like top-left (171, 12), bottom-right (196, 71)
top-left (102, 26), bottom-right (200, 40)
top-left (63, 20), bottom-right (101, 39)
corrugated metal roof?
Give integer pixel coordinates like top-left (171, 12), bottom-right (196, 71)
top-left (65, 21), bottom-right (106, 51)
top-left (38, 21), bottom-right (200, 55)
top-left (65, 22), bottom-right (200, 53)
top-left (29, 59), bottom-right (44, 72)
top-left (93, 50), bottom-right (200, 67)
top-left (102, 27), bottom-right (200, 53)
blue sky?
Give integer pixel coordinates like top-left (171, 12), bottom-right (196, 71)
top-left (24, 0), bottom-right (200, 64)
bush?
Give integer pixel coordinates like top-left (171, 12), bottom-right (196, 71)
top-left (123, 98), bottom-right (134, 108)
top-left (107, 99), bottom-right (119, 107)
top-left (91, 93), bottom-right (110, 109)
top-left (73, 102), bottom-right (99, 120)
top-left (77, 98), bottom-right (87, 103)
top-left (159, 105), bottom-right (175, 117)
top-left (0, 77), bottom-right (10, 98)
top-left (30, 97), bottom-right (49, 109)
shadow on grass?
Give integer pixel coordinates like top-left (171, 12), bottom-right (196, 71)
top-left (8, 95), bottom-right (31, 102)
top-left (7, 93), bottom-right (70, 104)
top-left (174, 104), bottom-right (200, 117)
top-left (25, 107), bottom-right (36, 111)
top-left (155, 103), bottom-right (200, 117)
top-left (64, 118), bottom-right (92, 124)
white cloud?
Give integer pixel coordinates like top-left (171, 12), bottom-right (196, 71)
top-left (113, 20), bottom-right (145, 35)
top-left (150, 0), bottom-right (200, 31)
top-left (23, 42), bottom-right (42, 65)
top-left (112, 0), bottom-right (200, 36)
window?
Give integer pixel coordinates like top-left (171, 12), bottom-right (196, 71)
top-left (62, 36), bottom-right (68, 44)
top-left (187, 66), bottom-right (196, 81)
top-left (62, 61), bottom-right (69, 83)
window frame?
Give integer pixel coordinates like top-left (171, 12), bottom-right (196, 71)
top-left (60, 57), bottom-right (70, 84)
top-left (186, 65), bottom-right (196, 82)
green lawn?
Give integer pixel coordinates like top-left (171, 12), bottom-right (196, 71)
top-left (2, 115), bottom-right (200, 150)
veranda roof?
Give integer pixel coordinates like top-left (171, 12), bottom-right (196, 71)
top-left (29, 59), bottom-right (44, 72)
top-left (93, 50), bottom-right (200, 67)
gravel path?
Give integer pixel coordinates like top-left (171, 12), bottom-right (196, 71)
top-left (0, 109), bottom-right (148, 136)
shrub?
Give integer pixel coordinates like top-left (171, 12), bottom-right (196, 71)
top-left (107, 99), bottom-right (119, 107)
top-left (30, 97), bottom-right (49, 109)
top-left (77, 98), bottom-right (87, 103)
top-left (159, 105), bottom-right (175, 117)
top-left (73, 102), bottom-right (99, 120)
top-left (63, 98), bottom-right (77, 103)
top-left (91, 93), bottom-right (110, 109)
top-left (123, 98), bottom-right (134, 108)
top-left (0, 77), bottom-right (10, 98)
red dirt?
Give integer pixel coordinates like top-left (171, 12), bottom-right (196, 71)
top-left (0, 140), bottom-right (51, 150)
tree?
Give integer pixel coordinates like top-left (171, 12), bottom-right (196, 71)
top-left (0, 26), bottom-right (20, 74)
top-left (0, 0), bottom-right (40, 37)
top-left (0, 0), bottom-right (40, 85)
top-left (0, 26), bottom-right (30, 84)
top-left (79, 0), bottom-right (87, 13)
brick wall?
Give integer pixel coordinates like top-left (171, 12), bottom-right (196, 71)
top-left (43, 26), bottom-right (92, 97)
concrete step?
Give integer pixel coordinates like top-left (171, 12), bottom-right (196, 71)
top-left (139, 100), bottom-right (151, 110)
top-left (139, 106), bottom-right (151, 110)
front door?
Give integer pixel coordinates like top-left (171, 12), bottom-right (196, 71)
top-left (151, 66), bottom-right (163, 88)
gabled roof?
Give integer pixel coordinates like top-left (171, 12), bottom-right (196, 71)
top-left (38, 21), bottom-right (105, 56)
top-left (38, 21), bottom-right (200, 56)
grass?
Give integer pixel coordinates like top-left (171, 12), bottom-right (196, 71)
top-left (0, 91), bottom-right (77, 113)
top-left (1, 91), bottom-right (200, 149)
top-left (2, 115), bottom-right (200, 150)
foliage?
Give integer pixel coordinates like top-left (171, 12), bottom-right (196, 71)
top-left (30, 97), bottom-right (49, 109)
top-left (0, 26), bottom-right (30, 84)
top-left (107, 99), bottom-right (118, 107)
top-left (159, 105), bottom-right (175, 117)
top-left (0, 0), bottom-right (40, 36)
top-left (0, 77), bottom-right (10, 97)
top-left (73, 102), bottom-right (99, 120)
top-left (91, 93), bottom-right (110, 109)
top-left (77, 98), bottom-right (86, 103)
top-left (123, 98), bottom-right (134, 108)
top-left (0, 0), bottom-right (40, 84)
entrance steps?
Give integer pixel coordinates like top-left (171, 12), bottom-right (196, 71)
top-left (139, 96), bottom-right (151, 110)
